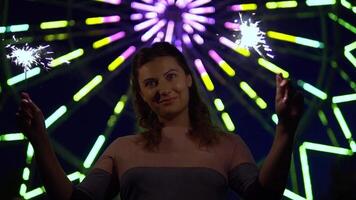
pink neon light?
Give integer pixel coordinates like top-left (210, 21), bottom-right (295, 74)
top-left (167, 0), bottom-right (175, 5)
top-left (182, 13), bottom-right (215, 24)
top-left (208, 50), bottom-right (222, 63)
top-left (189, 6), bottom-right (215, 14)
top-left (122, 46), bottom-right (136, 59)
top-left (165, 20), bottom-right (175, 43)
top-left (131, 2), bottom-right (165, 13)
top-left (103, 16), bottom-right (120, 23)
top-left (175, 0), bottom-right (186, 8)
top-left (100, 0), bottom-right (121, 5)
top-left (130, 13), bottom-right (143, 20)
top-left (141, 20), bottom-right (167, 42)
top-left (219, 37), bottom-right (237, 50)
top-left (145, 12), bottom-right (158, 19)
top-left (224, 22), bottom-right (240, 30)
top-left (157, 31), bottom-right (164, 39)
top-left (134, 18), bottom-right (159, 31)
top-left (194, 59), bottom-right (206, 75)
top-left (141, 0), bottom-right (153, 4)
top-left (109, 31), bottom-right (125, 42)
top-left (187, 0), bottom-right (211, 9)
top-left (183, 24), bottom-right (194, 34)
top-left (183, 19), bottom-right (206, 32)
top-left (182, 34), bottom-right (192, 46)
top-left (230, 5), bottom-right (243, 11)
top-left (193, 34), bottom-right (204, 45)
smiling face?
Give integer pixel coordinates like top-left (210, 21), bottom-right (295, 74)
top-left (138, 56), bottom-right (192, 121)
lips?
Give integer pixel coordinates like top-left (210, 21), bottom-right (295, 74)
top-left (159, 97), bottom-right (177, 104)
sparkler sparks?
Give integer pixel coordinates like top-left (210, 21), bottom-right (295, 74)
top-left (234, 14), bottom-right (274, 58)
top-left (5, 36), bottom-right (54, 72)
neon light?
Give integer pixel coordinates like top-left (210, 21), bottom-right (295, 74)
top-left (85, 16), bottom-right (120, 25)
top-left (141, 20), bottom-right (166, 42)
top-left (192, 34), bottom-right (204, 45)
top-left (328, 13), bottom-right (356, 34)
top-left (26, 144), bottom-right (34, 164)
top-left (299, 144), bottom-right (313, 200)
top-left (266, 1), bottom-right (297, 9)
top-left (95, 0), bottom-right (121, 5)
top-left (108, 46), bottom-right (136, 71)
top-left (221, 112), bottom-right (235, 131)
top-left (183, 18), bottom-right (206, 32)
top-left (344, 41), bottom-right (356, 67)
top-left (0, 26), bottom-right (5, 33)
top-left (332, 93), bottom-right (356, 103)
top-left (272, 114), bottom-right (279, 124)
top-left (257, 58), bottom-right (289, 78)
top-left (219, 37), bottom-right (251, 57)
top-left (114, 95), bottom-right (127, 114)
top-left (332, 104), bottom-right (352, 140)
top-left (256, 97), bottom-right (267, 109)
top-left (214, 98), bottom-right (225, 111)
top-left (45, 106), bottom-right (67, 128)
top-left (267, 31), bottom-right (324, 48)
top-left (297, 80), bottom-right (327, 100)
top-left (22, 167), bottom-right (30, 180)
top-left (9, 24), bottom-right (29, 32)
top-left (304, 142), bottom-right (353, 155)
top-left (230, 4), bottom-right (257, 11)
top-left (164, 20), bottom-right (175, 43)
top-left (19, 183), bottom-right (27, 196)
top-left (44, 33), bottom-right (69, 41)
top-left (50, 49), bottom-right (84, 67)
top-left (73, 75), bottom-right (103, 102)
top-left (40, 20), bottom-right (71, 29)
top-left (194, 59), bottom-right (214, 91)
top-left (306, 0), bottom-right (336, 6)
top-left (134, 18), bottom-right (159, 31)
top-left (0, 133), bottom-right (25, 141)
top-left (189, 6), bottom-right (215, 14)
top-left (240, 82), bottom-right (257, 98)
top-left (83, 135), bottom-right (106, 168)
top-left (318, 110), bottom-right (328, 126)
top-left (93, 31), bottom-right (125, 49)
top-left (23, 187), bottom-right (45, 199)
top-left (7, 67), bottom-right (41, 86)
top-left (208, 50), bottom-right (235, 77)
top-left (283, 189), bottom-right (306, 200)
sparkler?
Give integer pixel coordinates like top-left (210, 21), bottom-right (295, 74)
top-left (6, 36), bottom-right (53, 72)
top-left (234, 14), bottom-right (274, 58)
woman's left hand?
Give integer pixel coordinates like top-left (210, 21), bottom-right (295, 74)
top-left (275, 74), bottom-right (304, 132)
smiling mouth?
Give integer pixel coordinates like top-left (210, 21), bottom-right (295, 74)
top-left (159, 97), bottom-right (177, 104)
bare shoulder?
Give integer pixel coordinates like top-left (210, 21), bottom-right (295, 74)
top-left (105, 133), bottom-right (142, 150)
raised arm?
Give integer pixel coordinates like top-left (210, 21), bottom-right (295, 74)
top-left (258, 74), bottom-right (304, 197)
top-left (16, 92), bottom-right (73, 200)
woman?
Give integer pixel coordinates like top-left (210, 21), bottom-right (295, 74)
top-left (17, 42), bottom-right (304, 200)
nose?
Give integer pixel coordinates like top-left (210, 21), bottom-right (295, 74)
top-left (154, 82), bottom-right (172, 102)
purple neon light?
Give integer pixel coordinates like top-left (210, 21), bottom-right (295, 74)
top-left (194, 59), bottom-right (207, 75)
top-left (175, 0), bottom-right (186, 8)
top-left (175, 39), bottom-right (183, 52)
top-left (131, 2), bottom-right (165, 13)
top-left (183, 24), bottom-right (194, 34)
top-left (182, 13), bottom-right (215, 24)
top-left (103, 16), bottom-right (120, 23)
top-left (131, 13), bottom-right (143, 21)
top-left (193, 34), bottom-right (204, 45)
top-left (134, 18), bottom-right (159, 31)
top-left (219, 36), bottom-right (237, 49)
top-left (182, 34), bottom-right (192, 46)
top-left (165, 20), bottom-right (175, 43)
top-left (167, 0), bottom-right (175, 5)
top-left (189, 6), bottom-right (215, 14)
top-left (208, 50), bottom-right (222, 63)
top-left (100, 0), bottom-right (121, 5)
top-left (141, 19), bottom-right (167, 42)
top-left (109, 31), bottom-right (125, 42)
top-left (187, 0), bottom-right (211, 9)
top-left (184, 19), bottom-right (206, 32)
top-left (141, 0), bottom-right (153, 4)
top-left (224, 22), bottom-right (240, 31)
top-left (122, 46), bottom-right (136, 59)
top-left (145, 12), bottom-right (158, 19)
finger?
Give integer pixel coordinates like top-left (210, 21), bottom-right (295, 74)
top-left (276, 74), bottom-right (285, 100)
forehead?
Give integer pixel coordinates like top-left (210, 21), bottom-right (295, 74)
top-left (138, 56), bottom-right (183, 79)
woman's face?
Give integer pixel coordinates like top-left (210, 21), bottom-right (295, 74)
top-left (138, 56), bottom-right (192, 120)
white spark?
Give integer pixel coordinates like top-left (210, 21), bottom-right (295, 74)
top-left (6, 40), bottom-right (53, 72)
top-left (235, 14), bottom-right (274, 58)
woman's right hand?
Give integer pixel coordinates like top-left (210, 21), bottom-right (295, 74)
top-left (16, 92), bottom-right (46, 142)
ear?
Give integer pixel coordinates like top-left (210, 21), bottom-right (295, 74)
top-left (187, 74), bottom-right (192, 88)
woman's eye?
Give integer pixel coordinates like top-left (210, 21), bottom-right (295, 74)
top-left (167, 73), bottom-right (177, 79)
top-left (145, 81), bottom-right (156, 87)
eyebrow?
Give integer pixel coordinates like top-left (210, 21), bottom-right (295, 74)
top-left (143, 68), bottom-right (178, 83)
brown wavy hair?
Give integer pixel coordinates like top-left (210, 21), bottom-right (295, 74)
top-left (130, 42), bottom-right (225, 152)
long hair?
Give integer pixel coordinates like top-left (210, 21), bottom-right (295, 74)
top-left (130, 42), bottom-right (225, 152)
